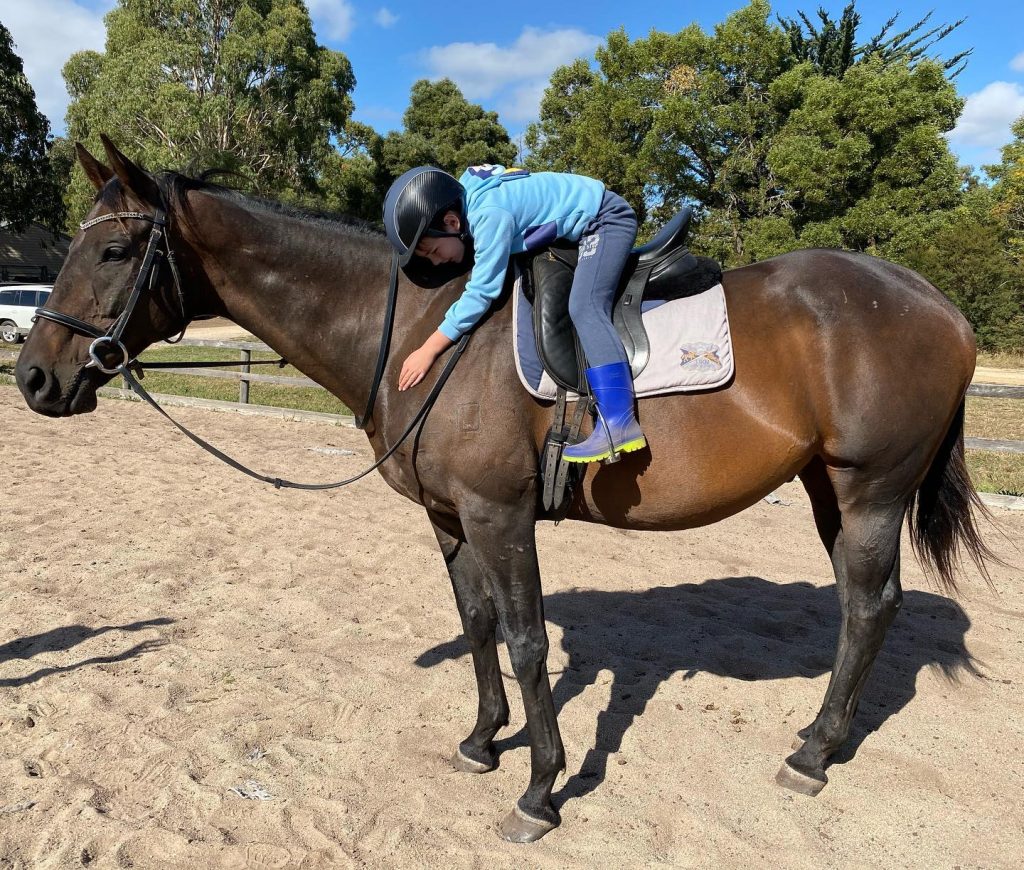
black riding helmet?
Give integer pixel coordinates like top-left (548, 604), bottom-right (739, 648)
top-left (383, 166), bottom-right (473, 289)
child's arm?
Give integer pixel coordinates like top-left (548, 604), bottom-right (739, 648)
top-left (398, 330), bottom-right (454, 391)
top-left (399, 207), bottom-right (515, 391)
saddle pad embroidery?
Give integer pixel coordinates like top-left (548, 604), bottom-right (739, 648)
top-left (512, 279), bottom-right (734, 400)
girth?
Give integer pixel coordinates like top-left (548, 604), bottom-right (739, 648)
top-left (517, 206), bottom-right (722, 394)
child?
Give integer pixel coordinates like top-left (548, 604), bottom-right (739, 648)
top-left (382, 164), bottom-right (645, 463)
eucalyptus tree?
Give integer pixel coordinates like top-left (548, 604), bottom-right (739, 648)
top-left (62, 0), bottom-right (356, 227)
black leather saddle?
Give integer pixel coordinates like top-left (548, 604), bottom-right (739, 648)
top-left (517, 206), bottom-right (722, 394)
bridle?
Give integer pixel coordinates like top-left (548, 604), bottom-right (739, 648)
top-left (32, 205), bottom-right (469, 490)
top-left (34, 209), bottom-right (189, 373)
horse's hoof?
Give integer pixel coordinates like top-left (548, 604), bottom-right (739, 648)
top-left (776, 761), bottom-right (827, 796)
top-left (451, 747), bottom-right (495, 774)
top-left (498, 804), bottom-right (559, 843)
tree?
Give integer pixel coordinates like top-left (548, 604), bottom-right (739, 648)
top-left (526, 3), bottom-right (797, 239)
top-left (525, 31), bottom-right (691, 227)
top-left (0, 22), bottom-right (65, 232)
top-left (62, 0), bottom-right (356, 228)
top-left (525, 1), bottom-right (965, 266)
top-left (378, 79), bottom-right (517, 182)
top-left (899, 183), bottom-right (1024, 351)
top-left (987, 115), bottom-right (1024, 268)
top-left (765, 57), bottom-right (963, 261)
top-left (318, 120), bottom-right (384, 222)
top-left (778, 3), bottom-right (971, 79)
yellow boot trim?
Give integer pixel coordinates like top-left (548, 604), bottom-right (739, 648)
top-left (562, 436), bottom-right (647, 464)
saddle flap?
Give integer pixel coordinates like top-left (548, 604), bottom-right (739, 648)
top-left (520, 243), bottom-right (586, 393)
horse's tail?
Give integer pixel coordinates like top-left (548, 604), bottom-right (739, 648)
top-left (907, 400), bottom-right (999, 593)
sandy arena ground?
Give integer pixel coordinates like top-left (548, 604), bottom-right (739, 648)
top-left (0, 386), bottom-right (1021, 869)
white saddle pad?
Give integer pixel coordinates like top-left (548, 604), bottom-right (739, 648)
top-left (512, 280), bottom-right (734, 400)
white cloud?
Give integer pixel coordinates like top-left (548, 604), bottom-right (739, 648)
top-left (374, 8), bottom-right (398, 28)
top-left (421, 26), bottom-right (600, 122)
top-left (948, 81), bottom-right (1024, 148)
top-left (1011, 52), bottom-right (1024, 72)
top-left (498, 81), bottom-right (551, 125)
top-left (305, 0), bottom-right (355, 42)
top-left (1, 0), bottom-right (112, 132)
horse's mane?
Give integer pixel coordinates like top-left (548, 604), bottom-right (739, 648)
top-left (115, 168), bottom-right (386, 240)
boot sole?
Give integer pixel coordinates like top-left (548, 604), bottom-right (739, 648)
top-left (562, 436), bottom-right (647, 464)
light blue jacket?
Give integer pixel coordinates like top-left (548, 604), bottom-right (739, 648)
top-left (438, 166), bottom-right (605, 341)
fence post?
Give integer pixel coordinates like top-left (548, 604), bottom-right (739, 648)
top-left (240, 348), bottom-right (250, 405)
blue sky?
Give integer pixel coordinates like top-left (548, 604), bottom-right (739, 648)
top-left (2, 0), bottom-right (1023, 173)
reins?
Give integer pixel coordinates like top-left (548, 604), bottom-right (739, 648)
top-left (35, 210), bottom-right (469, 490)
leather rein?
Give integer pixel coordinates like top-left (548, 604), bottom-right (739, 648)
top-left (34, 209), bottom-right (469, 490)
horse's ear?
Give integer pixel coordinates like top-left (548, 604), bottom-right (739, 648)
top-left (100, 133), bottom-right (160, 205)
top-left (75, 143), bottom-right (113, 191)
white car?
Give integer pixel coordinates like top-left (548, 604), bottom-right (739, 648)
top-left (0, 284), bottom-right (52, 343)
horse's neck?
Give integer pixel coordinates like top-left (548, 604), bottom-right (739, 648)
top-left (184, 190), bottom-right (400, 415)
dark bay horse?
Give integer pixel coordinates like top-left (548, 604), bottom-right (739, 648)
top-left (16, 139), bottom-right (993, 842)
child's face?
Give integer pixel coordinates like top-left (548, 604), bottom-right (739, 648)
top-left (415, 211), bottom-right (465, 266)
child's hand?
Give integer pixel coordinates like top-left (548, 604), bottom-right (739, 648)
top-left (398, 330), bottom-right (455, 391)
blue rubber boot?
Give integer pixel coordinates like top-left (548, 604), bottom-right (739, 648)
top-left (563, 362), bottom-right (646, 463)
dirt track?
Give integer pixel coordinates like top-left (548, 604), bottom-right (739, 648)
top-left (1, 386), bottom-right (1022, 869)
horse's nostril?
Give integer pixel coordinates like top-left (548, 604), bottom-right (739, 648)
top-left (25, 366), bottom-right (49, 397)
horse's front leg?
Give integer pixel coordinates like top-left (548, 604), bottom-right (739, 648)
top-left (429, 514), bottom-right (510, 773)
top-left (461, 507), bottom-right (565, 843)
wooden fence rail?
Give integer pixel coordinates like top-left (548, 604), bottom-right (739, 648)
top-left (3, 339), bottom-right (1024, 453)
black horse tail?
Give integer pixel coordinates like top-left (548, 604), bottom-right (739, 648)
top-left (907, 400), bottom-right (999, 594)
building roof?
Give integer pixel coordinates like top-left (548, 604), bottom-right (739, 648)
top-left (0, 222), bottom-right (70, 283)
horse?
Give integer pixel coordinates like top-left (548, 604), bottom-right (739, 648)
top-left (15, 137), bottom-right (993, 842)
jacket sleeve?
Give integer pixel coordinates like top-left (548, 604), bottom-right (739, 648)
top-left (438, 207), bottom-right (516, 341)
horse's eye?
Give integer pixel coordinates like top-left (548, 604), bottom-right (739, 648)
top-left (102, 246), bottom-right (128, 262)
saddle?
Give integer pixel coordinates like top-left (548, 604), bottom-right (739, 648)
top-left (517, 206), bottom-right (723, 516)
top-left (517, 206), bottom-right (723, 394)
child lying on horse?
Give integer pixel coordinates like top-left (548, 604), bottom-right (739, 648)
top-left (383, 164), bottom-right (645, 464)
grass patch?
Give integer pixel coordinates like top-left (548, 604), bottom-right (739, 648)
top-left (977, 350), bottom-right (1024, 369)
top-left (126, 343), bottom-right (351, 415)
top-left (965, 397), bottom-right (1024, 441)
top-left (965, 396), bottom-right (1024, 494)
top-left (966, 451), bottom-right (1024, 497)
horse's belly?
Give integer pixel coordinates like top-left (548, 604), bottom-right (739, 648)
top-left (566, 392), bottom-right (815, 531)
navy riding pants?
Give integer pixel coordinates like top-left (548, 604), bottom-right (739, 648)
top-left (568, 190), bottom-right (638, 368)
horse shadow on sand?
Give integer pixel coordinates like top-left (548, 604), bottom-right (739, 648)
top-left (415, 576), bottom-right (979, 809)
top-left (0, 618), bottom-right (173, 688)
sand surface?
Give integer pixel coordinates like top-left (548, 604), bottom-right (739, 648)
top-left (1, 386), bottom-right (1022, 869)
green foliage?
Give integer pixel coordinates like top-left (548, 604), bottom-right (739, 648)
top-left (778, 2), bottom-right (971, 79)
top-left (62, 0), bottom-right (355, 229)
top-left (377, 79), bottom-right (517, 182)
top-left (897, 185), bottom-right (1024, 351)
top-left (987, 116), bottom-right (1024, 268)
top-left (0, 22), bottom-right (66, 232)
top-left (769, 58), bottom-right (963, 258)
top-left (318, 120), bottom-right (384, 222)
top-left (526, 1), bottom-right (965, 268)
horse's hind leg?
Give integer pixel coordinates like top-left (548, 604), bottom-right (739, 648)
top-left (430, 516), bottom-right (510, 774)
top-left (778, 484), bottom-right (905, 795)
top-left (792, 457), bottom-right (846, 747)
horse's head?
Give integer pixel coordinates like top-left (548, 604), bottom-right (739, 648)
top-left (16, 136), bottom-right (193, 416)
